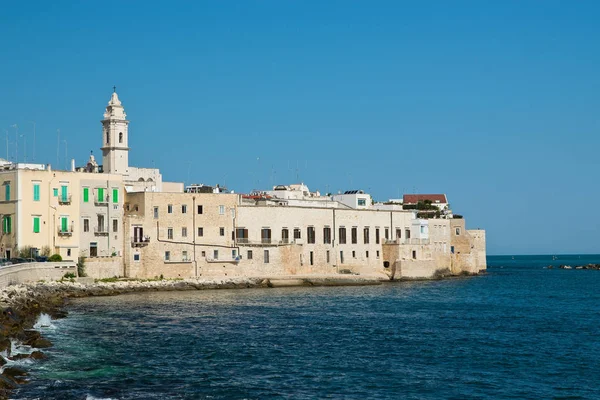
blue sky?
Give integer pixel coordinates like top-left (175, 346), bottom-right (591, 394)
top-left (1, 1), bottom-right (599, 255)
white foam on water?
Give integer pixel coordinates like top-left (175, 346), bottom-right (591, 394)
top-left (34, 313), bottom-right (56, 330)
top-left (85, 395), bottom-right (119, 400)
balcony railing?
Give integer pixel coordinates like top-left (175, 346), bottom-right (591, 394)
top-left (95, 195), bottom-right (109, 206)
top-left (131, 236), bottom-right (151, 247)
top-left (94, 226), bottom-right (109, 236)
top-left (383, 238), bottom-right (430, 245)
top-left (235, 238), bottom-right (300, 246)
top-left (206, 256), bottom-right (241, 263)
top-left (58, 227), bottom-right (73, 236)
top-left (58, 194), bottom-right (72, 205)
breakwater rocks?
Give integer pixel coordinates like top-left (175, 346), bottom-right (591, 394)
top-left (547, 264), bottom-right (600, 270)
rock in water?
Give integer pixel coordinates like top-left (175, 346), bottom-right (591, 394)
top-left (31, 338), bottom-right (52, 348)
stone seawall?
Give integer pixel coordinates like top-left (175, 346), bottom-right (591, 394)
top-left (0, 262), bottom-right (77, 288)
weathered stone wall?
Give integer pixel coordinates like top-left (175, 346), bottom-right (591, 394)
top-left (85, 257), bottom-right (123, 279)
top-left (0, 262), bottom-right (77, 287)
top-left (397, 259), bottom-right (439, 279)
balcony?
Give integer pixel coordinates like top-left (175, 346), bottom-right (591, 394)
top-left (131, 236), bottom-right (151, 247)
top-left (206, 256), bottom-right (240, 264)
top-left (235, 238), bottom-right (292, 246)
top-left (95, 195), bottom-right (109, 206)
top-left (58, 227), bottom-right (73, 236)
top-left (383, 238), bottom-right (430, 245)
top-left (94, 226), bottom-right (109, 236)
top-left (58, 194), bottom-right (72, 205)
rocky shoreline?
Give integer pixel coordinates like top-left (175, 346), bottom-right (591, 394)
top-left (547, 264), bottom-right (600, 270)
top-left (0, 271), bottom-right (481, 398)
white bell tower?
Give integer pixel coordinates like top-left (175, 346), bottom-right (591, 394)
top-left (101, 87), bottom-right (130, 174)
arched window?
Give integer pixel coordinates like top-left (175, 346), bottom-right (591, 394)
top-left (119, 132), bottom-right (123, 143)
top-left (106, 131), bottom-right (110, 144)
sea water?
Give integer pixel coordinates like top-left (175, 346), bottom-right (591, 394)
top-left (13, 255), bottom-right (600, 399)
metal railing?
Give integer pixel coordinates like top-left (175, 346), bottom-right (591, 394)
top-left (58, 194), bottom-right (72, 205)
top-left (131, 236), bottom-right (150, 246)
top-left (58, 227), bottom-right (73, 236)
top-left (95, 195), bottom-right (109, 205)
top-left (383, 238), bottom-right (430, 245)
top-left (94, 226), bottom-right (109, 236)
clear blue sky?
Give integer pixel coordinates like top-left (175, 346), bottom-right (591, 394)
top-left (1, 1), bottom-right (599, 255)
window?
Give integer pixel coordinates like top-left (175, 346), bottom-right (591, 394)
top-left (153, 207), bottom-right (159, 219)
top-left (112, 189), bottom-right (119, 204)
top-left (264, 250), bottom-right (270, 264)
top-left (61, 185), bottom-right (68, 202)
top-left (236, 228), bottom-right (248, 242)
top-left (352, 250), bottom-right (356, 258)
top-left (309, 251), bottom-right (314, 266)
top-left (455, 227), bottom-right (461, 235)
top-left (358, 198), bottom-right (366, 206)
top-left (232, 249), bottom-right (237, 259)
top-left (182, 251), bottom-right (188, 261)
top-left (376, 250), bottom-right (380, 258)
top-left (261, 228), bottom-right (271, 244)
top-left (33, 216), bottom-right (40, 233)
top-left (112, 219), bottom-right (118, 233)
top-left (307, 227), bottom-right (315, 244)
top-left (396, 228), bottom-right (402, 239)
top-left (168, 204), bottom-right (173, 214)
top-left (326, 250), bottom-right (330, 263)
top-left (213, 250), bottom-right (219, 260)
top-left (198, 227), bottom-right (203, 237)
top-left (119, 132), bottom-right (123, 143)
top-left (281, 228), bottom-right (289, 243)
top-left (198, 205), bottom-right (203, 214)
top-left (405, 229), bottom-right (411, 239)
top-left (134, 254), bottom-right (140, 261)
top-left (323, 227), bottom-right (331, 244)
top-left (83, 218), bottom-right (89, 232)
top-left (97, 215), bottom-right (105, 232)
top-left (182, 227), bottom-right (187, 237)
top-left (60, 217), bottom-right (68, 233)
top-left (219, 205), bottom-right (225, 215)
top-left (219, 227), bottom-right (225, 236)
top-left (375, 228), bottom-right (380, 244)
top-left (351, 227), bottom-right (357, 244)
top-left (340, 251), bottom-right (344, 264)
top-left (182, 205), bottom-right (187, 214)
top-left (451, 246), bottom-right (455, 254)
top-left (98, 188), bottom-right (105, 202)
top-left (385, 228), bottom-right (389, 240)
top-left (412, 250), bottom-right (417, 259)
top-left (201, 251), bottom-right (206, 257)
top-left (420, 225), bottom-right (425, 234)
top-left (363, 227), bottom-right (370, 244)
top-left (53, 188), bottom-right (58, 197)
top-left (67, 249), bottom-right (71, 257)
top-left (33, 183), bottom-right (41, 201)
top-left (293, 228), bottom-right (301, 239)
top-left (5, 184), bottom-right (10, 201)
top-left (165, 251), bottom-right (170, 261)
top-left (107, 131), bottom-right (110, 144)
top-left (167, 228), bottom-right (173, 239)
top-left (3, 216), bottom-right (13, 233)
top-left (366, 251), bottom-right (369, 258)
top-left (83, 187), bottom-right (89, 203)
top-left (247, 250), bottom-right (253, 260)
top-left (339, 227), bottom-right (346, 244)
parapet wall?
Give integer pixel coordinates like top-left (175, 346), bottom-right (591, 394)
top-left (0, 262), bottom-right (77, 288)
top-left (85, 257), bottom-right (123, 279)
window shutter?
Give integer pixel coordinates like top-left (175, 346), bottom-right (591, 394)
top-left (61, 217), bottom-right (67, 232)
top-left (33, 184), bottom-right (40, 201)
top-left (83, 188), bottom-right (89, 203)
top-left (7, 217), bottom-right (11, 234)
top-left (61, 186), bottom-right (68, 201)
top-left (98, 188), bottom-right (104, 202)
top-left (113, 189), bottom-right (118, 203)
top-left (5, 185), bottom-right (9, 201)
top-left (33, 217), bottom-right (40, 233)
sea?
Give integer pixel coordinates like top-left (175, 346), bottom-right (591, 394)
top-left (10, 255), bottom-right (600, 399)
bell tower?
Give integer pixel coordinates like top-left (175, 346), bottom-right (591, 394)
top-left (101, 87), bottom-right (130, 174)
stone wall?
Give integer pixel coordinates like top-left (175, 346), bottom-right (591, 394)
top-left (85, 257), bottom-right (123, 279)
top-left (0, 262), bottom-right (77, 288)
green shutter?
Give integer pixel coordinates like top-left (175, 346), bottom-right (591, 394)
top-left (83, 188), bottom-right (89, 203)
top-left (2, 217), bottom-right (6, 234)
top-left (61, 186), bottom-right (68, 202)
top-left (53, 188), bottom-right (58, 197)
top-left (6, 216), bottom-right (11, 234)
top-left (33, 184), bottom-right (40, 201)
top-left (98, 188), bottom-right (104, 202)
top-left (113, 188), bottom-right (118, 203)
top-left (33, 217), bottom-right (40, 233)
top-left (5, 185), bottom-right (9, 201)
top-left (61, 217), bottom-right (67, 232)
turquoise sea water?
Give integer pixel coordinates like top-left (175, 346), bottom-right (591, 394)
top-left (12, 255), bottom-right (600, 399)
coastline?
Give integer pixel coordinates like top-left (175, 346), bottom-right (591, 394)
top-left (0, 271), bottom-right (481, 398)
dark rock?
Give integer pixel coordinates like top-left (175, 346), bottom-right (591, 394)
top-left (30, 350), bottom-right (47, 360)
top-left (19, 330), bottom-right (41, 346)
top-left (2, 366), bottom-right (28, 385)
top-left (31, 338), bottom-right (52, 348)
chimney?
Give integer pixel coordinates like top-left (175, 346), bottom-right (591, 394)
top-left (71, 159), bottom-right (75, 172)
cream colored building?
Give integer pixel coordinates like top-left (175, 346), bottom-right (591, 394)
top-left (0, 163), bottom-right (124, 261)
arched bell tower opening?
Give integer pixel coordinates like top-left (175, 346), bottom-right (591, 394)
top-left (101, 87), bottom-right (130, 174)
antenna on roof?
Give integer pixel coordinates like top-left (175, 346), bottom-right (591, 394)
top-left (113, 85), bottom-right (117, 93)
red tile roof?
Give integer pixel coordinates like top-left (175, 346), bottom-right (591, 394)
top-left (403, 194), bottom-right (447, 204)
